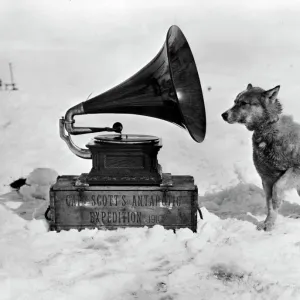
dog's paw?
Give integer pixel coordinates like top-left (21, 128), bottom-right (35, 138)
top-left (256, 221), bottom-right (266, 231)
top-left (256, 220), bottom-right (275, 231)
top-left (264, 220), bottom-right (275, 231)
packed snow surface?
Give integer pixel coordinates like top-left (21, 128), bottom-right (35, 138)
top-left (1, 169), bottom-right (300, 299)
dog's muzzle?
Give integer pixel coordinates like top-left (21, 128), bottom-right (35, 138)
top-left (221, 112), bottom-right (228, 121)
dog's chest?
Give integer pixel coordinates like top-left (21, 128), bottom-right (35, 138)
top-left (252, 133), bottom-right (287, 179)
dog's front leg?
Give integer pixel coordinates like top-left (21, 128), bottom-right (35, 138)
top-left (257, 180), bottom-right (275, 231)
top-left (271, 167), bottom-right (300, 222)
top-left (258, 168), bottom-right (299, 231)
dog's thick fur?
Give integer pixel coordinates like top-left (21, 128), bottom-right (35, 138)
top-left (222, 84), bottom-right (300, 231)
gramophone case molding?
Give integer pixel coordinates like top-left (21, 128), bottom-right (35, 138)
top-left (85, 134), bottom-right (163, 185)
top-left (47, 25), bottom-right (206, 232)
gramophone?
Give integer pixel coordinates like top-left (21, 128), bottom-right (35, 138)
top-left (47, 25), bottom-right (206, 232)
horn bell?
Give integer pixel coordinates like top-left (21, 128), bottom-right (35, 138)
top-left (83, 25), bottom-right (206, 142)
top-left (63, 25), bottom-right (206, 156)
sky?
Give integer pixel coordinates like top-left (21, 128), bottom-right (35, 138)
top-left (1, 0), bottom-right (300, 193)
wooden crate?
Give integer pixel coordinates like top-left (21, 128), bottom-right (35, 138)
top-left (48, 174), bottom-right (198, 232)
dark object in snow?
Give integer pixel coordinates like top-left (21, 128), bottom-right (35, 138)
top-left (10, 178), bottom-right (27, 190)
top-left (211, 263), bottom-right (245, 283)
top-left (207, 86), bottom-right (212, 91)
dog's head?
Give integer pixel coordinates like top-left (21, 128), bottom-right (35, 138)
top-left (221, 84), bottom-right (282, 131)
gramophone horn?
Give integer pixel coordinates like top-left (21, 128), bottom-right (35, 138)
top-left (60, 25), bottom-right (206, 159)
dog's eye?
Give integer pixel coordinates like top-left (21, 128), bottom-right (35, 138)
top-left (240, 101), bottom-right (247, 106)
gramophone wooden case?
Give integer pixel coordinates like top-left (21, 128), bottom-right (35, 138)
top-left (48, 174), bottom-right (198, 232)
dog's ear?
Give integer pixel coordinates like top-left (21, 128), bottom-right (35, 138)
top-left (262, 85), bottom-right (280, 102)
top-left (262, 86), bottom-right (282, 123)
top-left (247, 83), bottom-right (253, 90)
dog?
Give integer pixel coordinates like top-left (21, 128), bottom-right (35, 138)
top-left (222, 84), bottom-right (300, 231)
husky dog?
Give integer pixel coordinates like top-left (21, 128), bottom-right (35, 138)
top-left (222, 84), bottom-right (300, 231)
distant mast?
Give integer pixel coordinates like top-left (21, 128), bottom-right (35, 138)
top-left (9, 63), bottom-right (16, 90)
top-left (5, 63), bottom-right (18, 91)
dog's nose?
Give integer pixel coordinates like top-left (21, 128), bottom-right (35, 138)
top-left (221, 112), bottom-right (228, 121)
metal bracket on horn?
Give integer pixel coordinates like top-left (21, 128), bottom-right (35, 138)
top-left (60, 102), bottom-right (123, 159)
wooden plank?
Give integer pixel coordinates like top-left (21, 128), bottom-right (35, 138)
top-left (53, 175), bottom-right (195, 191)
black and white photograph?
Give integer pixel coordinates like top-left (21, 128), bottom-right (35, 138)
top-left (2, 0), bottom-right (300, 299)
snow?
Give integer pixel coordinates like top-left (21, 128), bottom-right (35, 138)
top-left (2, 0), bottom-right (300, 299)
top-left (19, 168), bottom-right (58, 201)
top-left (3, 201), bottom-right (22, 209)
top-left (2, 200), bottom-right (300, 300)
top-left (3, 173), bottom-right (300, 299)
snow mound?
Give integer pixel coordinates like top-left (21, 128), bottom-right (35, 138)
top-left (25, 168), bottom-right (59, 186)
top-left (0, 168), bottom-right (58, 221)
top-left (19, 168), bottom-right (58, 201)
top-left (200, 183), bottom-right (300, 224)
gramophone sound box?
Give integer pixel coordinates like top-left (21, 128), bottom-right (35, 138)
top-left (46, 25), bottom-right (206, 233)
